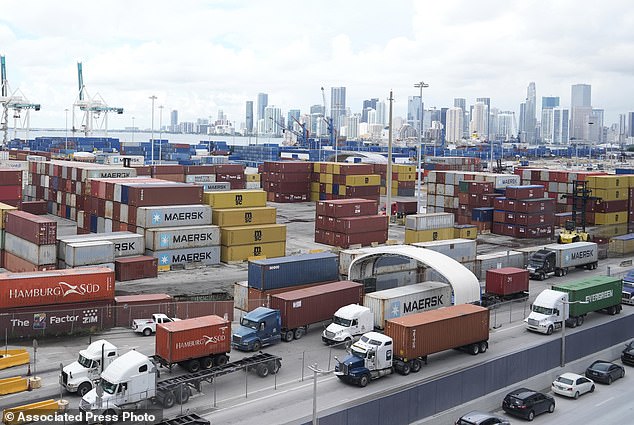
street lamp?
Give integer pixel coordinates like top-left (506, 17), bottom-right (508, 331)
top-left (307, 363), bottom-right (334, 425)
top-left (414, 81), bottom-right (429, 214)
top-left (158, 105), bottom-right (164, 165)
top-left (560, 299), bottom-right (589, 367)
top-left (64, 108), bottom-right (69, 151)
top-left (149, 95), bottom-right (157, 165)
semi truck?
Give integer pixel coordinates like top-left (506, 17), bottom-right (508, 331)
top-left (525, 276), bottom-right (623, 335)
top-left (80, 349), bottom-right (281, 418)
top-left (60, 340), bottom-right (118, 396)
top-left (232, 280), bottom-right (363, 350)
top-left (480, 267), bottom-right (529, 307)
top-left (526, 242), bottom-right (598, 280)
top-left (622, 270), bottom-right (634, 305)
top-left (334, 304), bottom-right (490, 387)
top-left (321, 304), bottom-right (373, 347)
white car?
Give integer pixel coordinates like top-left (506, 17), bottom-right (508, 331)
top-left (552, 372), bottom-right (595, 399)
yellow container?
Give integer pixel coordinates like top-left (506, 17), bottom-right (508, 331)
top-left (0, 203), bottom-right (18, 229)
top-left (221, 241), bottom-right (286, 262)
top-left (628, 175), bottom-right (634, 188)
top-left (245, 173), bottom-right (261, 182)
top-left (203, 190), bottom-right (267, 209)
top-left (324, 183), bottom-right (333, 194)
top-left (396, 172), bottom-right (416, 181)
top-left (404, 227), bottom-right (453, 244)
top-left (313, 162), bottom-right (334, 174)
top-left (345, 174), bottom-right (381, 186)
top-left (319, 173), bottom-right (333, 184)
top-left (395, 164), bottom-right (416, 173)
top-left (310, 192), bottom-right (320, 201)
top-left (608, 237), bottom-right (634, 255)
top-left (587, 175), bottom-right (626, 189)
top-left (594, 211), bottom-right (628, 225)
top-left (454, 225), bottom-right (478, 240)
top-left (380, 187), bottom-right (386, 196)
top-left (212, 207), bottom-right (277, 226)
top-left (221, 224), bottom-right (287, 245)
top-left (310, 182), bottom-right (320, 192)
top-left (592, 188), bottom-right (626, 201)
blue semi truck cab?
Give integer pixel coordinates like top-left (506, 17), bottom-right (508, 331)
top-left (334, 332), bottom-right (395, 387)
top-left (622, 270), bottom-right (634, 306)
top-left (232, 307), bottom-right (282, 351)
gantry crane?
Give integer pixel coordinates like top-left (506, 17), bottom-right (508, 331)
top-left (0, 55), bottom-right (41, 147)
top-left (269, 116), bottom-right (305, 146)
top-left (289, 114), bottom-right (308, 146)
top-left (73, 62), bottom-right (123, 137)
top-left (320, 87), bottom-right (336, 150)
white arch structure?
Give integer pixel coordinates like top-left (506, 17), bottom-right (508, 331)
top-left (348, 244), bottom-right (481, 305)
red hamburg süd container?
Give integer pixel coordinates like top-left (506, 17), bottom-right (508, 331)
top-left (150, 164), bottom-right (185, 175)
top-left (269, 280), bottom-right (363, 330)
top-left (114, 293), bottom-right (173, 327)
top-left (485, 267), bottom-right (529, 296)
top-left (213, 164), bottom-right (245, 174)
top-left (316, 198), bottom-right (378, 218)
top-left (155, 315), bottom-right (231, 365)
top-left (4, 210), bottom-right (57, 245)
top-left (333, 215), bottom-right (388, 234)
top-left (263, 181), bottom-right (311, 193)
top-left (114, 255), bottom-right (158, 281)
top-left (265, 172), bottom-right (312, 183)
top-left (268, 192), bottom-right (310, 203)
top-left (0, 169), bottom-right (22, 186)
top-left (0, 267), bottom-right (115, 309)
top-left (514, 198), bottom-right (555, 213)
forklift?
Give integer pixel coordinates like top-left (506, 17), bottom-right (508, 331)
top-left (558, 180), bottom-right (600, 244)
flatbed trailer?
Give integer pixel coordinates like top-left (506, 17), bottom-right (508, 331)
top-left (155, 414), bottom-right (210, 425)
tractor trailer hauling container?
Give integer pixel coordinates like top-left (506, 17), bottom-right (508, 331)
top-left (527, 242), bottom-right (598, 280)
top-left (335, 304), bottom-right (489, 386)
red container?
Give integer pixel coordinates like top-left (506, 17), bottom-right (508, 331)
top-left (2, 251), bottom-right (55, 273)
top-left (0, 169), bottom-right (22, 186)
top-left (514, 198), bottom-right (555, 213)
top-left (5, 210), bottom-right (57, 245)
top-left (333, 215), bottom-right (387, 234)
top-left (493, 210), bottom-right (506, 223)
top-left (263, 181), bottom-right (311, 193)
top-left (0, 186), bottom-right (22, 200)
top-left (516, 225), bottom-right (553, 239)
top-left (267, 192), bottom-right (310, 203)
top-left (133, 166), bottom-right (152, 176)
top-left (264, 172), bottom-right (312, 183)
top-left (332, 163), bottom-right (374, 175)
top-left (265, 161), bottom-right (313, 173)
top-left (184, 165), bottom-right (217, 175)
top-left (114, 255), bottom-right (158, 281)
top-left (0, 300), bottom-right (114, 340)
top-left (505, 185), bottom-right (545, 200)
top-left (314, 229), bottom-right (335, 245)
top-left (316, 198), bottom-right (378, 218)
top-left (485, 267), bottom-right (529, 296)
top-left (20, 200), bottom-right (48, 215)
top-left (315, 215), bottom-right (335, 231)
top-left (114, 294), bottom-right (174, 327)
top-left (155, 315), bottom-right (231, 364)
top-left (0, 267), bottom-right (115, 309)
top-left (126, 184), bottom-right (203, 207)
top-left (333, 229), bottom-right (388, 248)
top-left (515, 213), bottom-right (554, 226)
top-left (213, 164), bottom-right (244, 174)
top-left (592, 200), bottom-right (628, 213)
top-left (269, 280), bottom-right (363, 330)
top-left (150, 165), bottom-right (184, 175)
top-left (395, 201), bottom-right (418, 215)
top-left (174, 300), bottom-right (234, 321)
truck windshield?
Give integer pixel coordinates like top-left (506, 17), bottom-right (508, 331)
top-left (332, 316), bottom-right (352, 327)
top-left (240, 318), bottom-right (259, 330)
top-left (360, 335), bottom-right (382, 346)
top-left (78, 354), bottom-right (96, 369)
top-left (351, 347), bottom-right (367, 358)
top-left (532, 305), bottom-right (553, 315)
top-left (101, 378), bottom-right (117, 395)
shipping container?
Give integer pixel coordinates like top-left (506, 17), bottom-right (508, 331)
top-left (155, 315), bottom-right (231, 366)
top-left (145, 225), bottom-right (220, 251)
top-left (2, 251), bottom-right (56, 272)
top-left (220, 224), bottom-right (286, 246)
top-left (412, 238), bottom-right (477, 262)
top-left (146, 246), bottom-right (221, 267)
top-left (65, 241), bottom-right (115, 267)
top-left (0, 169), bottom-right (22, 186)
top-left (234, 280), bottom-right (333, 312)
top-left (315, 198), bottom-right (378, 218)
top-left (505, 185), bottom-right (545, 200)
top-left (0, 267), bottom-right (115, 309)
top-left (384, 304), bottom-right (489, 359)
top-left (203, 190), bottom-right (267, 209)
top-left (135, 204), bottom-right (212, 228)
top-left (4, 233), bottom-right (56, 265)
top-left (485, 267), bottom-right (529, 296)
top-left (332, 215), bottom-right (387, 234)
top-left (212, 207), bottom-right (277, 227)
top-left (552, 276), bottom-right (622, 317)
top-left (0, 203), bottom-right (18, 229)
top-left (475, 251), bottom-right (524, 280)
top-left (608, 233), bottom-right (634, 255)
top-left (405, 213), bottom-right (455, 231)
top-left (126, 184), bottom-right (202, 207)
top-left (5, 210), bottom-right (57, 245)
top-left (20, 200), bottom-right (48, 215)
top-left (269, 280), bottom-right (364, 330)
top-left (220, 241), bottom-right (286, 262)
top-left (58, 232), bottom-right (144, 260)
top-left (114, 255), bottom-right (158, 281)
top-left (113, 294), bottom-right (173, 326)
top-left (404, 227), bottom-right (454, 244)
top-left (332, 230), bottom-right (388, 248)
top-left (248, 252), bottom-right (339, 290)
top-left (364, 282), bottom-right (452, 329)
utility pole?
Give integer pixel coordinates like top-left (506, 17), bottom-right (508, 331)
top-left (386, 90), bottom-right (394, 222)
top-left (414, 82), bottom-right (428, 213)
top-left (149, 95), bottom-right (157, 165)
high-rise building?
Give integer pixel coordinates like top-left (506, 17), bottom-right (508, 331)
top-left (264, 105), bottom-right (282, 136)
top-left (361, 98), bottom-right (378, 123)
top-left (346, 115), bottom-right (360, 139)
top-left (287, 109), bottom-right (300, 132)
top-left (453, 98), bottom-right (468, 137)
top-left (619, 114), bottom-right (628, 141)
top-left (257, 93), bottom-right (268, 121)
top-left (310, 104), bottom-right (325, 136)
top-left (571, 84), bottom-right (591, 108)
top-left (446, 107), bottom-right (464, 144)
top-left (497, 111), bottom-right (517, 140)
top-left (470, 103), bottom-right (487, 139)
top-left (591, 108), bottom-right (604, 143)
top-left (542, 96), bottom-right (560, 109)
top-left (408, 96), bottom-right (422, 130)
top-left (524, 82), bottom-right (537, 144)
top-left (331, 87), bottom-right (346, 131)
top-left (552, 108), bottom-right (569, 144)
top-left (541, 108), bottom-right (555, 143)
top-left (518, 102), bottom-right (526, 139)
top-left (245, 101), bottom-right (253, 135)
top-left (170, 110), bottom-right (178, 132)
top-left (570, 84), bottom-right (592, 141)
top-left (376, 101), bottom-right (386, 126)
top-left (476, 97), bottom-right (491, 138)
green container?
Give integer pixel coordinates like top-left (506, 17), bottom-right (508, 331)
top-left (552, 276), bottom-right (622, 317)
top-left (458, 181), bottom-right (471, 193)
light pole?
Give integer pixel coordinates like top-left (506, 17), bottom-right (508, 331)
top-left (307, 363), bottom-right (333, 425)
top-left (414, 81), bottom-right (429, 214)
top-left (64, 108), bottom-right (69, 151)
top-left (560, 299), bottom-right (589, 367)
top-left (149, 95), bottom-right (157, 165)
top-left (158, 105), bottom-right (164, 165)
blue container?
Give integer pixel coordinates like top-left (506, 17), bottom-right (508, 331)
top-left (615, 169), bottom-right (634, 175)
top-left (472, 207), bottom-right (494, 222)
top-left (248, 252), bottom-right (339, 291)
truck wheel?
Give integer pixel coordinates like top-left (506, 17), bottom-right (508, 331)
top-left (359, 374), bottom-right (370, 387)
top-left (77, 382), bottom-right (92, 397)
top-left (256, 363), bottom-right (270, 377)
top-left (294, 328), bottom-right (305, 340)
top-left (400, 362), bottom-right (411, 376)
top-left (187, 359), bottom-right (201, 373)
top-left (410, 359), bottom-right (422, 373)
top-left (143, 328), bottom-right (152, 336)
top-left (201, 357), bottom-right (213, 369)
top-left (577, 316), bottom-right (584, 326)
top-left (175, 386), bottom-right (190, 404)
top-left (469, 343), bottom-right (480, 355)
top-left (555, 269), bottom-right (561, 277)
top-left (252, 340), bottom-right (262, 352)
top-left (283, 330), bottom-right (294, 342)
top-left (162, 391), bottom-right (175, 408)
top-left (609, 306), bottom-right (617, 315)
top-left (215, 354), bottom-right (229, 366)
top-left (546, 326), bottom-right (553, 335)
top-left (479, 342), bottom-right (488, 353)
top-left (569, 318), bottom-right (577, 328)
top-left (269, 360), bottom-right (281, 374)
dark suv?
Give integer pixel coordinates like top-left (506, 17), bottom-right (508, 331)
top-left (502, 388), bottom-right (555, 421)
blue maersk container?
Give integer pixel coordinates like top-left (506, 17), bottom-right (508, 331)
top-left (248, 252), bottom-right (339, 291)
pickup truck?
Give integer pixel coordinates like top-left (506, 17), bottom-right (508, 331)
top-left (132, 313), bottom-right (179, 336)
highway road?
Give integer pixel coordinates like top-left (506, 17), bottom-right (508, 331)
top-left (0, 259), bottom-right (631, 425)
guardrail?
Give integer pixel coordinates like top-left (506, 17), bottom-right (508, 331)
top-left (0, 350), bottom-right (30, 370)
top-left (0, 377), bottom-right (28, 396)
top-left (2, 399), bottom-right (60, 425)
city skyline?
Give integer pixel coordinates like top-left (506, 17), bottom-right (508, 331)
top-left (1, 1), bottom-right (634, 131)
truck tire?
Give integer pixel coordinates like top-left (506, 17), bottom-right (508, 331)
top-left (577, 316), bottom-right (584, 326)
top-left (546, 326), bottom-right (553, 335)
top-left (175, 386), bottom-right (190, 404)
top-left (359, 374), bottom-right (370, 387)
top-left (77, 382), bottom-right (92, 397)
top-left (269, 360), bottom-right (281, 374)
top-left (479, 342), bottom-right (488, 353)
top-left (294, 328), bottom-right (305, 340)
top-left (161, 391), bottom-right (175, 408)
top-left (143, 328), bottom-right (152, 336)
top-left (283, 330), bottom-right (294, 342)
top-left (256, 363), bottom-right (270, 377)
top-left (201, 357), bottom-right (213, 369)
top-left (410, 359), bottom-right (422, 373)
top-left (400, 362), bottom-right (411, 376)
top-left (252, 340), bottom-right (262, 352)
top-left (609, 305), bottom-right (617, 315)
top-left (469, 343), bottom-right (480, 355)
top-left (187, 359), bottom-right (201, 373)
top-left (215, 354), bottom-right (229, 366)
top-left (555, 269), bottom-right (561, 277)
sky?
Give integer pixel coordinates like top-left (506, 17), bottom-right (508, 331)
top-left (1, 0), bottom-right (634, 131)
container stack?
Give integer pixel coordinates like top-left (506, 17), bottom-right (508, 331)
top-left (0, 169), bottom-right (22, 207)
top-left (184, 164), bottom-right (246, 189)
top-left (314, 198), bottom-right (387, 248)
top-left (411, 238), bottom-right (477, 278)
top-left (205, 189), bottom-right (286, 262)
top-left (455, 180), bottom-right (496, 233)
top-left (608, 233), bottom-right (634, 255)
top-left (150, 164), bottom-right (185, 182)
top-left (2, 210), bottom-right (57, 272)
top-left (261, 161), bottom-right (312, 203)
top-left (492, 185), bottom-right (554, 239)
top-left (373, 164), bottom-right (416, 196)
top-left (0, 202), bottom-right (18, 268)
top-left (585, 175), bottom-right (629, 225)
top-left (404, 212), bottom-right (455, 244)
top-left (245, 171), bottom-right (261, 190)
top-left (474, 251), bottom-right (524, 280)
top-left (212, 164), bottom-right (246, 189)
top-left (310, 162), bottom-right (381, 203)
top-left (422, 156), bottom-right (482, 175)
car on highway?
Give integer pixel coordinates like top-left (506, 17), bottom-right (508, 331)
top-left (551, 372), bottom-right (595, 398)
top-left (585, 360), bottom-right (626, 384)
top-left (455, 410), bottom-right (511, 425)
top-left (502, 388), bottom-right (555, 421)
top-left (621, 341), bottom-right (634, 367)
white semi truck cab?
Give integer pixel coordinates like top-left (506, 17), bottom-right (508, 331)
top-left (525, 289), bottom-right (568, 335)
top-left (322, 304), bottom-right (373, 346)
top-left (60, 340), bottom-right (118, 396)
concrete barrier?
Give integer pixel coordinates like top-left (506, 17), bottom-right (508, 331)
top-left (0, 350), bottom-right (29, 370)
top-left (2, 399), bottom-right (59, 425)
top-left (0, 377), bottom-right (28, 396)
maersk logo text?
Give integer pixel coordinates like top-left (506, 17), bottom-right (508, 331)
top-left (165, 211), bottom-right (203, 221)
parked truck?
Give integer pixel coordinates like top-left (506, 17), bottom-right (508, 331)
top-left (334, 304), bottom-right (490, 387)
top-left (527, 242), bottom-right (598, 280)
top-left (60, 340), bottom-right (118, 396)
top-left (80, 349), bottom-right (281, 418)
top-left (480, 267), bottom-right (529, 307)
top-left (132, 313), bottom-right (179, 336)
top-left (622, 269), bottom-right (634, 305)
top-left (232, 280), bottom-right (364, 350)
top-left (321, 304), bottom-right (373, 347)
top-left (525, 276), bottom-right (623, 334)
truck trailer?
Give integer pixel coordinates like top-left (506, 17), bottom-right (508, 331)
top-left (334, 304), bottom-right (489, 386)
top-left (481, 267), bottom-right (529, 306)
top-left (526, 242), bottom-right (598, 280)
top-left (525, 276), bottom-right (622, 334)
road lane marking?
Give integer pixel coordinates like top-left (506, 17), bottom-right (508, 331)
top-left (595, 396), bottom-right (614, 407)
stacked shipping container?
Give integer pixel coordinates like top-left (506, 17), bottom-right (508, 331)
top-left (314, 198), bottom-right (387, 248)
top-left (0, 202), bottom-right (18, 268)
top-left (0, 169), bottom-right (22, 207)
top-left (310, 162), bottom-right (381, 203)
top-left (404, 212), bottom-right (455, 244)
top-left (455, 180), bottom-right (496, 233)
top-left (261, 161), bottom-right (312, 203)
top-left (2, 210), bottom-right (57, 272)
top-left (373, 164), bottom-right (417, 197)
top-left (492, 185), bottom-right (555, 239)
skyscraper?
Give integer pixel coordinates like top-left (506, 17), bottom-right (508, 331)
top-left (257, 93), bottom-right (268, 121)
top-left (540, 97), bottom-right (559, 143)
top-left (375, 101), bottom-right (386, 126)
top-left (245, 101), bottom-right (253, 135)
top-left (628, 112), bottom-right (634, 138)
top-left (331, 87), bottom-right (346, 131)
top-left (453, 98), bottom-right (468, 137)
top-left (408, 96), bottom-right (422, 130)
top-left (170, 110), bottom-right (178, 133)
top-left (552, 108), bottom-right (569, 144)
top-left (570, 84), bottom-right (591, 141)
top-left (524, 82), bottom-right (537, 144)
top-left (571, 84), bottom-right (591, 108)
top-left (446, 107), bottom-right (464, 144)
top-left (542, 96), bottom-right (560, 109)
top-left (287, 109), bottom-right (300, 132)
top-left (497, 111), bottom-right (517, 140)
top-left (476, 97), bottom-right (490, 139)
top-left (310, 104), bottom-right (325, 136)
top-left (264, 106), bottom-right (282, 136)
top-left (470, 103), bottom-right (487, 139)
top-left (361, 98), bottom-right (378, 123)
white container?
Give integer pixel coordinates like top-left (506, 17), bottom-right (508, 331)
top-left (146, 246), bottom-right (221, 266)
top-left (198, 182), bottom-right (231, 191)
top-left (136, 204), bottom-right (212, 229)
top-left (412, 238), bottom-right (477, 262)
top-left (58, 232), bottom-right (145, 260)
top-left (475, 251), bottom-right (524, 280)
top-left (234, 281), bottom-right (249, 312)
top-left (4, 234), bottom-right (56, 265)
top-left (405, 212), bottom-right (455, 231)
top-left (338, 248), bottom-right (370, 275)
top-left (364, 282), bottom-right (452, 329)
top-left (84, 167), bottom-right (136, 180)
top-left (185, 174), bottom-right (216, 183)
top-left (145, 225), bottom-right (221, 251)
top-left (246, 181), bottom-right (261, 189)
top-left (65, 241), bottom-right (115, 267)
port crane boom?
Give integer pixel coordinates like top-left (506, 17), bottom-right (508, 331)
top-left (1, 55), bottom-right (41, 147)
